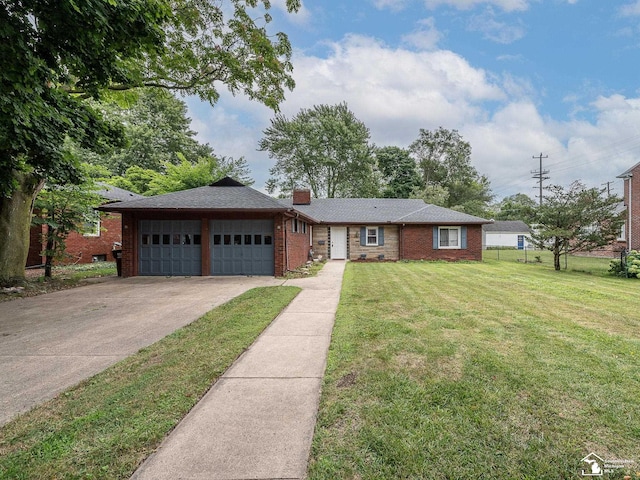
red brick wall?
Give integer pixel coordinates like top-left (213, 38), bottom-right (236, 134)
top-left (60, 213), bottom-right (123, 264)
top-left (401, 225), bottom-right (483, 261)
top-left (622, 167), bottom-right (640, 251)
top-left (27, 212), bottom-right (123, 266)
top-left (274, 214), bottom-right (286, 277)
top-left (293, 189), bottom-right (311, 205)
top-left (285, 218), bottom-right (312, 271)
top-left (120, 213), bottom-right (135, 277)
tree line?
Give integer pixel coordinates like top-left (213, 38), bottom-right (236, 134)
top-left (260, 103), bottom-right (494, 218)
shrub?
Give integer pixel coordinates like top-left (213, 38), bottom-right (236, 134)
top-left (610, 250), bottom-right (640, 278)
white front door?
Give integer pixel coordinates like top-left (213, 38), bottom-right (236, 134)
top-left (330, 226), bottom-right (347, 259)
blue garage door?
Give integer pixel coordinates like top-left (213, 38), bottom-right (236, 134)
top-left (210, 220), bottom-right (274, 275)
top-left (139, 220), bottom-right (202, 276)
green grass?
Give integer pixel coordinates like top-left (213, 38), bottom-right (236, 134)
top-left (483, 248), bottom-right (615, 276)
top-left (52, 261), bottom-right (118, 280)
top-left (0, 286), bottom-right (300, 480)
top-left (309, 261), bottom-right (640, 479)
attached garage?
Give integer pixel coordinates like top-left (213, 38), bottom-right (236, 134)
top-left (139, 220), bottom-right (202, 276)
top-left (210, 219), bottom-right (274, 275)
top-left (100, 178), bottom-right (306, 277)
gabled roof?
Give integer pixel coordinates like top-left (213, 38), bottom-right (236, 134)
top-left (483, 220), bottom-right (530, 233)
top-left (617, 161), bottom-right (640, 178)
top-left (100, 177), bottom-right (288, 212)
top-left (279, 198), bottom-right (489, 224)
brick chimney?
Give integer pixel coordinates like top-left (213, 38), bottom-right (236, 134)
top-left (293, 188), bottom-right (311, 205)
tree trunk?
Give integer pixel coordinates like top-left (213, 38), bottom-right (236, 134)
top-left (553, 243), bottom-right (561, 271)
top-left (0, 170), bottom-right (44, 285)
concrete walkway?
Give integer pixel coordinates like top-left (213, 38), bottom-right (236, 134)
top-left (131, 260), bottom-right (346, 480)
top-left (0, 275), bottom-right (282, 426)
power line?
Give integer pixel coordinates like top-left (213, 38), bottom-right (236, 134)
top-left (531, 153), bottom-right (549, 206)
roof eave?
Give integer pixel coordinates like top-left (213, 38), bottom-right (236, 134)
top-left (97, 206), bottom-right (289, 214)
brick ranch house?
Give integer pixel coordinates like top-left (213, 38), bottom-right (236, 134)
top-left (100, 177), bottom-right (491, 277)
top-left (27, 184), bottom-right (143, 267)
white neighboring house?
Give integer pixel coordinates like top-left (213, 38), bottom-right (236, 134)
top-left (483, 220), bottom-right (532, 250)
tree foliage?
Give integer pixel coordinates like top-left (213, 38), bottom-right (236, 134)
top-left (32, 180), bottom-right (102, 278)
top-left (375, 146), bottom-right (421, 198)
top-left (494, 193), bottom-right (538, 224)
top-left (0, 0), bottom-right (300, 283)
top-left (528, 182), bottom-right (624, 271)
top-left (409, 127), bottom-right (493, 216)
top-left (109, 155), bottom-right (252, 195)
top-left (88, 89), bottom-right (216, 175)
top-left (260, 103), bottom-right (378, 198)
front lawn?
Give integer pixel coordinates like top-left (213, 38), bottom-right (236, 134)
top-left (309, 261), bottom-right (640, 479)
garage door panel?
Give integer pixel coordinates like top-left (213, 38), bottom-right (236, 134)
top-left (210, 220), bottom-right (274, 276)
top-left (139, 220), bottom-right (201, 276)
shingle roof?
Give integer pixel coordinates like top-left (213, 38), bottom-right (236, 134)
top-left (482, 220), bottom-right (530, 233)
top-left (279, 198), bottom-right (489, 224)
top-left (100, 183), bottom-right (288, 212)
top-left (97, 183), bottom-right (144, 203)
top-left (100, 177), bottom-right (490, 224)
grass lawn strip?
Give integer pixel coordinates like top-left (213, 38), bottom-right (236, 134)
top-left (0, 285), bottom-right (300, 480)
top-left (309, 262), bottom-right (640, 479)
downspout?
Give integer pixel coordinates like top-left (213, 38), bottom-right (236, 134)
top-left (629, 176), bottom-right (633, 250)
top-left (284, 217), bottom-right (289, 273)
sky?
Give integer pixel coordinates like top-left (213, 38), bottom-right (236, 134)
top-left (186, 0), bottom-right (640, 202)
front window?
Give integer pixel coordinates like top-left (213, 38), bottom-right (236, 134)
top-left (82, 212), bottom-right (100, 237)
top-left (366, 227), bottom-right (378, 246)
top-left (439, 227), bottom-right (460, 249)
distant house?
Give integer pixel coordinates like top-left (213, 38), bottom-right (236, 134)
top-left (482, 220), bottom-right (532, 250)
top-left (99, 177), bottom-right (492, 277)
top-left (26, 184), bottom-right (143, 267)
top-left (618, 162), bottom-right (640, 251)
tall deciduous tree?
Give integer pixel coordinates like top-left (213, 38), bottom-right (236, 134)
top-left (90, 89), bottom-right (216, 175)
top-left (260, 103), bottom-right (378, 198)
top-left (0, 0), bottom-right (300, 284)
top-left (528, 182), bottom-right (624, 271)
top-left (409, 127), bottom-right (493, 216)
top-left (375, 146), bottom-right (421, 198)
top-left (495, 193), bottom-right (538, 224)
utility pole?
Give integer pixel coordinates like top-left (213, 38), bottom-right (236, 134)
top-left (602, 181), bottom-right (612, 196)
top-left (531, 153), bottom-right (549, 206)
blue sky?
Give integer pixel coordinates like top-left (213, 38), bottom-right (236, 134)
top-left (187, 0), bottom-right (640, 201)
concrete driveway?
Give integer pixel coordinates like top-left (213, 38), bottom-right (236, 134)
top-left (0, 275), bottom-right (283, 426)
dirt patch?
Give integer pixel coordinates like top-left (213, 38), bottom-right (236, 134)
top-left (337, 371), bottom-right (358, 388)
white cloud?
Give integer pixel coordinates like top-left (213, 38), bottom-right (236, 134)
top-left (373, 0), bottom-right (410, 12)
top-left (422, 0), bottom-right (529, 12)
top-left (286, 34), bottom-right (504, 116)
top-left (620, 1), bottom-right (640, 16)
top-left (401, 17), bottom-right (443, 50)
top-left (468, 8), bottom-right (526, 44)
top-left (271, 0), bottom-right (311, 24)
